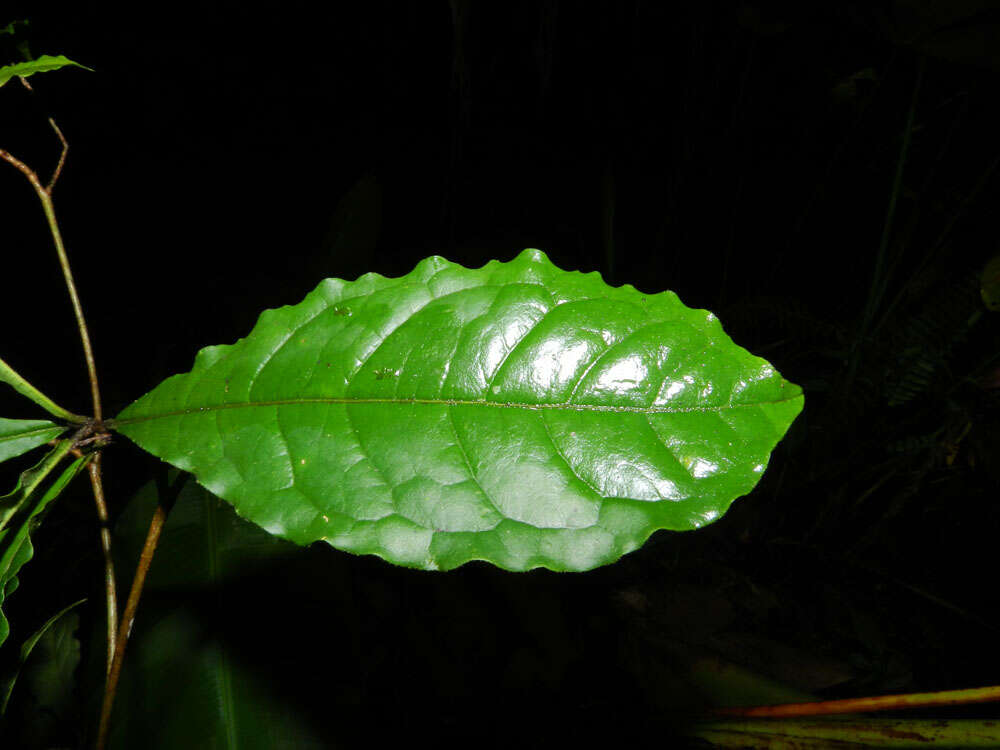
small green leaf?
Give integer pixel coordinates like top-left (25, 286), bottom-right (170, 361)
top-left (0, 417), bottom-right (64, 464)
top-left (0, 54), bottom-right (92, 89)
top-left (113, 249), bottom-right (803, 572)
top-left (0, 446), bottom-right (86, 647)
top-left (0, 355), bottom-right (86, 423)
top-left (1, 440), bottom-right (74, 533)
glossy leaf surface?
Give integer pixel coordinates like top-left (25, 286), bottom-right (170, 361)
top-left (0, 418), bottom-right (63, 464)
top-left (114, 249), bottom-right (803, 571)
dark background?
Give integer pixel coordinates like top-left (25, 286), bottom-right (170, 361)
top-left (2, 2), bottom-right (1000, 747)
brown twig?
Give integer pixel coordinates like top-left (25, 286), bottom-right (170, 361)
top-left (87, 452), bottom-right (118, 675)
top-left (95, 500), bottom-right (169, 750)
top-left (47, 117), bottom-right (69, 192)
top-left (709, 684), bottom-right (1000, 719)
top-left (19, 76), bottom-right (72, 192)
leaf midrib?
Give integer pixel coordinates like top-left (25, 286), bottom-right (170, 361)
top-left (110, 390), bottom-right (803, 428)
top-left (0, 425), bottom-right (62, 443)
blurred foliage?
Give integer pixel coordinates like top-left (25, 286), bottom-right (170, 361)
top-left (1, 605), bottom-right (84, 747)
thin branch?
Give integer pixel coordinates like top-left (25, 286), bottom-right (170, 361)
top-left (688, 717), bottom-right (1000, 746)
top-left (0, 146), bottom-right (39, 183)
top-left (0, 141), bottom-right (102, 420)
top-left (95, 500), bottom-right (169, 750)
top-left (88, 452), bottom-right (118, 675)
top-left (47, 117), bottom-right (69, 192)
top-left (18, 77), bottom-right (72, 192)
top-left (43, 190), bottom-right (103, 421)
top-left (2, 111), bottom-right (117, 746)
top-left (94, 470), bottom-right (184, 749)
top-left (708, 684), bottom-right (1000, 719)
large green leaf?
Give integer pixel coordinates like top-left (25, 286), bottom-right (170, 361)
top-left (112, 249), bottom-right (803, 571)
top-left (0, 418), bottom-right (63, 464)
